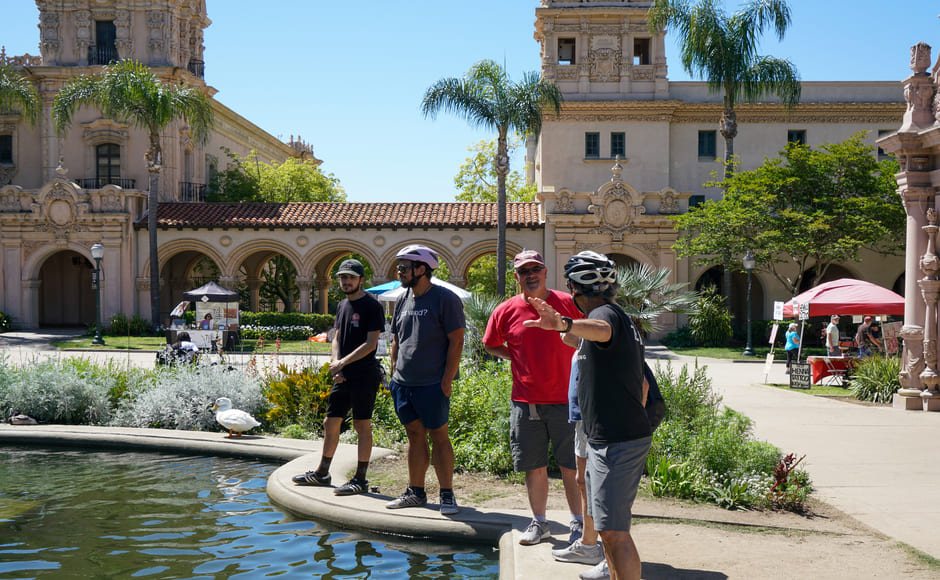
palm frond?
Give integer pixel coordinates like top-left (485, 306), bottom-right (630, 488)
top-left (0, 65), bottom-right (40, 126)
top-left (616, 263), bottom-right (698, 335)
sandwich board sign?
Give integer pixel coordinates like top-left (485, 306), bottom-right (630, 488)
top-left (789, 362), bottom-right (811, 390)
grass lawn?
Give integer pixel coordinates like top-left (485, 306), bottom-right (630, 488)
top-left (662, 345), bottom-right (828, 360)
top-left (52, 335), bottom-right (332, 354)
top-left (767, 383), bottom-right (853, 396)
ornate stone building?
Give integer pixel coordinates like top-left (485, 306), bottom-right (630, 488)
top-left (0, 0), bottom-right (908, 334)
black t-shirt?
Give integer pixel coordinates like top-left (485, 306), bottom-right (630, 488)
top-left (334, 292), bottom-right (385, 379)
top-left (576, 303), bottom-right (651, 445)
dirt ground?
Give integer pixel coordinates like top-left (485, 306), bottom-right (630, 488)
top-left (367, 454), bottom-right (939, 579)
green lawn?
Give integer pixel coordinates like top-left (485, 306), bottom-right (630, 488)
top-left (662, 345), bottom-right (827, 360)
top-left (52, 336), bottom-right (332, 354)
top-left (768, 383), bottom-right (852, 396)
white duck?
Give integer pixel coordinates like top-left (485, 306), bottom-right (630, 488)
top-left (211, 397), bottom-right (261, 438)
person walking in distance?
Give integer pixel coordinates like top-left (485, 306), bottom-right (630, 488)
top-left (785, 323), bottom-right (800, 373)
top-left (292, 258), bottom-right (385, 495)
top-left (385, 244), bottom-right (465, 515)
top-left (524, 251), bottom-right (651, 580)
top-left (825, 315), bottom-right (841, 357)
top-left (483, 249), bottom-right (584, 546)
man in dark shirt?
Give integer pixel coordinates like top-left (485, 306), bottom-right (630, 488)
top-left (524, 250), bottom-right (650, 580)
top-left (292, 258), bottom-right (385, 496)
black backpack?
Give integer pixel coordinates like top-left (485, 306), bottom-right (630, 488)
top-left (643, 361), bottom-right (666, 432)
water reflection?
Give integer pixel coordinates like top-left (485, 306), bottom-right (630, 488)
top-left (0, 446), bottom-right (497, 579)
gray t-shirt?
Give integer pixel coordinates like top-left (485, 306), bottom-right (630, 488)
top-left (391, 284), bottom-right (466, 387)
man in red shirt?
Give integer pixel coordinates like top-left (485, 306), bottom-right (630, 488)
top-left (483, 249), bottom-right (583, 546)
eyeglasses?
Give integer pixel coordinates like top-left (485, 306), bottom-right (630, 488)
top-left (396, 264), bottom-right (413, 273)
top-left (515, 266), bottom-right (544, 277)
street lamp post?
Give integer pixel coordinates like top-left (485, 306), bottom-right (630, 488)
top-left (742, 250), bottom-right (756, 357)
top-left (91, 243), bottom-right (105, 346)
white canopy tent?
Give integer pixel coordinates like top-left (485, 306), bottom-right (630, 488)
top-left (375, 277), bottom-right (472, 302)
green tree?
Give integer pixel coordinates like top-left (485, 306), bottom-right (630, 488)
top-left (454, 138), bottom-right (536, 202)
top-left (616, 264), bottom-right (698, 337)
top-left (259, 256), bottom-right (299, 313)
top-left (672, 133), bottom-right (904, 296)
top-left (0, 65), bottom-right (39, 125)
top-left (209, 149), bottom-right (344, 202)
top-left (53, 60), bottom-right (214, 328)
top-left (422, 59), bottom-right (562, 297)
top-left (649, 0), bottom-right (801, 180)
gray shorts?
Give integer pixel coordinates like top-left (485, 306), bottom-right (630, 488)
top-left (585, 436), bottom-right (652, 532)
top-left (574, 421), bottom-right (588, 459)
top-left (510, 401), bottom-right (576, 472)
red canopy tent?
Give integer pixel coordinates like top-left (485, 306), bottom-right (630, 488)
top-left (782, 278), bottom-right (904, 318)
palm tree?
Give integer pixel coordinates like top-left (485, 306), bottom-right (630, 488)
top-left (616, 263), bottom-right (698, 337)
top-left (649, 0), bottom-right (801, 179)
top-left (0, 64), bottom-right (40, 125)
top-left (421, 60), bottom-right (563, 297)
top-left (52, 60), bottom-right (214, 328)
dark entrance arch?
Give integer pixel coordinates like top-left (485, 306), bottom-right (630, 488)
top-left (38, 250), bottom-right (95, 327)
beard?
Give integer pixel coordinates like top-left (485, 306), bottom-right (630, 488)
top-left (341, 280), bottom-right (361, 295)
top-left (401, 275), bottom-right (418, 289)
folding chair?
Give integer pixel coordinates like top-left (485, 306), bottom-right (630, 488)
top-left (821, 357), bottom-right (848, 386)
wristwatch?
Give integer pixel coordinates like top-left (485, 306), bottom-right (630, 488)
top-left (559, 316), bottom-right (573, 333)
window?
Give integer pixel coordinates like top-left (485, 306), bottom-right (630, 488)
top-left (698, 130), bottom-right (716, 160)
top-left (787, 130), bottom-right (806, 146)
top-left (585, 132), bottom-right (600, 158)
top-left (878, 129), bottom-right (893, 160)
top-left (0, 135), bottom-right (12, 164)
top-left (92, 20), bottom-right (118, 65)
top-left (96, 143), bottom-right (121, 186)
top-left (633, 38), bottom-right (651, 65)
top-left (610, 132), bottom-right (625, 158)
top-left (689, 195), bottom-right (706, 208)
top-left (558, 38), bottom-right (576, 65)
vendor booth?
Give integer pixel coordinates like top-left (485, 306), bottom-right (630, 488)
top-left (167, 281), bottom-right (240, 351)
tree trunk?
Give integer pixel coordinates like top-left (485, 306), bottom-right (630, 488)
top-left (720, 105), bottom-right (738, 305)
top-left (147, 136), bottom-right (162, 330)
top-left (495, 134), bottom-right (510, 298)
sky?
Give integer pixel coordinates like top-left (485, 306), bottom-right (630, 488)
top-left (1, 1), bottom-right (939, 203)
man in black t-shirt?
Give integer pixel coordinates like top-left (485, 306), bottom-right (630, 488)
top-left (293, 259), bottom-right (385, 496)
top-left (524, 251), bottom-right (650, 580)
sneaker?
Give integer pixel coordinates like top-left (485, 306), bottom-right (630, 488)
top-left (518, 519), bottom-right (551, 545)
top-left (552, 540), bottom-right (604, 565)
top-left (291, 470), bottom-right (331, 486)
top-left (333, 477), bottom-right (369, 496)
top-left (440, 491), bottom-right (459, 515)
top-left (569, 518), bottom-right (583, 544)
top-left (386, 488), bottom-right (427, 509)
top-left (579, 559), bottom-right (610, 580)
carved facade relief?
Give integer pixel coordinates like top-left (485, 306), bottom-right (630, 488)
top-left (38, 11), bottom-right (61, 60)
top-left (115, 10), bottom-right (133, 58)
top-left (659, 189), bottom-right (679, 214)
top-left (589, 48), bottom-right (621, 81)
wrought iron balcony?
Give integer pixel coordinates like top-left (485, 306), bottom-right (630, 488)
top-left (180, 182), bottom-right (207, 202)
top-left (188, 59), bottom-right (205, 78)
top-left (76, 177), bottom-right (136, 189)
top-left (88, 45), bottom-right (119, 66)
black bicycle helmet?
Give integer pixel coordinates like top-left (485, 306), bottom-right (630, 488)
top-left (564, 251), bottom-right (617, 295)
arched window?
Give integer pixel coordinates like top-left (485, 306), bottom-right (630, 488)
top-left (95, 143), bottom-right (121, 187)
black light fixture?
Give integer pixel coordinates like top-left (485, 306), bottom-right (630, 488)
top-left (742, 250), bottom-right (756, 357)
top-left (91, 243), bottom-right (105, 346)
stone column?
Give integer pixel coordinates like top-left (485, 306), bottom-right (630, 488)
top-left (20, 280), bottom-right (40, 329)
top-left (295, 276), bottom-right (313, 314)
top-left (245, 277), bottom-right (261, 312)
top-left (316, 279), bottom-right (331, 315)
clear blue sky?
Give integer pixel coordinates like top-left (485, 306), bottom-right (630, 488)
top-left (1, 1), bottom-right (937, 202)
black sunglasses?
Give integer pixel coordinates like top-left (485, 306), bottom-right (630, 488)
top-left (396, 264), bottom-right (413, 273)
top-left (516, 265), bottom-right (544, 277)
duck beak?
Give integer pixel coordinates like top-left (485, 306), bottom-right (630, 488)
top-left (210, 404), bottom-right (218, 411)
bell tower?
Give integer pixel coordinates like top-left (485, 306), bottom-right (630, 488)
top-left (534, 0), bottom-right (668, 99)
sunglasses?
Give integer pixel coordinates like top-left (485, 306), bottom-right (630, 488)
top-left (396, 264), bottom-right (413, 273)
top-left (516, 266), bottom-right (544, 277)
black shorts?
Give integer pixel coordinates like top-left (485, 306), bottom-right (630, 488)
top-left (325, 368), bottom-right (382, 421)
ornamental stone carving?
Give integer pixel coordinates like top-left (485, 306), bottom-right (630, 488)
top-left (75, 10), bottom-right (92, 58)
top-left (148, 11), bottom-right (166, 56)
top-left (557, 66), bottom-right (579, 80)
top-left (115, 10), bottom-right (133, 58)
top-left (555, 193), bottom-right (575, 213)
top-left (38, 11), bottom-right (60, 59)
top-left (589, 48), bottom-right (621, 81)
top-left (0, 165), bottom-right (16, 187)
top-left (659, 190), bottom-right (679, 214)
top-left (911, 42), bottom-right (931, 75)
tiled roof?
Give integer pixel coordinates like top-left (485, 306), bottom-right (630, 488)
top-left (135, 202), bottom-right (543, 230)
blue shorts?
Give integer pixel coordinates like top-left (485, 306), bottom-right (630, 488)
top-left (388, 380), bottom-right (450, 430)
top-left (586, 436), bottom-right (652, 532)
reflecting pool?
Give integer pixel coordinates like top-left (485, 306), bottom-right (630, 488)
top-left (0, 446), bottom-right (498, 579)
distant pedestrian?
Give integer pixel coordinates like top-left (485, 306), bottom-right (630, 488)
top-left (855, 316), bottom-right (881, 357)
top-left (825, 315), bottom-right (841, 357)
top-left (292, 258), bottom-right (384, 496)
top-left (785, 323), bottom-right (800, 373)
top-left (385, 245), bottom-right (465, 516)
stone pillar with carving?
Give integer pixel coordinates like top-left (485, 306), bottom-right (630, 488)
top-left (919, 210), bottom-right (940, 409)
top-left (295, 277), bottom-right (313, 314)
top-left (900, 42), bottom-right (935, 132)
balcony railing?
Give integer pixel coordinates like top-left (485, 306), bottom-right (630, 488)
top-left (88, 45), bottom-right (119, 66)
top-left (188, 59), bottom-right (205, 78)
top-left (180, 182), bottom-right (207, 202)
top-left (76, 177), bottom-right (136, 189)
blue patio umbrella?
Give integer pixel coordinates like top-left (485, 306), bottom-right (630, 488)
top-left (364, 280), bottom-right (401, 294)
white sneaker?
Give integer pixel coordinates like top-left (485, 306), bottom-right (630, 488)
top-left (579, 558), bottom-right (610, 580)
top-left (552, 539), bottom-right (604, 565)
top-left (518, 519), bottom-right (551, 545)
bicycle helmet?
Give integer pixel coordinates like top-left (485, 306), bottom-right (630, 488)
top-left (395, 244), bottom-right (439, 270)
top-left (564, 251), bottom-right (617, 295)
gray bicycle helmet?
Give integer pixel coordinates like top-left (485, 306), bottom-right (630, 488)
top-left (564, 251), bottom-right (617, 295)
top-left (395, 244), bottom-right (439, 269)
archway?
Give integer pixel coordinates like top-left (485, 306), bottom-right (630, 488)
top-left (38, 250), bottom-right (95, 327)
top-left (160, 251), bottom-right (223, 320)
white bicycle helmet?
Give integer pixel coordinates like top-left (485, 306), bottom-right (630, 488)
top-left (395, 244), bottom-right (439, 269)
top-left (564, 251), bottom-right (617, 294)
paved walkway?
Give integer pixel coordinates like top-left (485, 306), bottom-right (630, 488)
top-left (2, 333), bottom-right (939, 575)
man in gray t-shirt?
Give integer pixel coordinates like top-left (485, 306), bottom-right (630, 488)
top-left (386, 244), bottom-right (465, 516)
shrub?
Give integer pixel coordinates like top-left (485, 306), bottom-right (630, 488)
top-left (240, 311), bottom-right (334, 339)
top-left (448, 361), bottom-right (515, 477)
top-left (108, 312), bottom-right (152, 336)
top-left (0, 357), bottom-right (118, 424)
top-left (849, 355), bottom-right (901, 403)
top-left (688, 285), bottom-right (733, 346)
top-left (0, 310), bottom-right (12, 332)
top-left (462, 293), bottom-right (501, 367)
top-left (110, 363), bottom-right (265, 432)
top-left (262, 363), bottom-right (333, 431)
top-left (661, 325), bottom-right (696, 348)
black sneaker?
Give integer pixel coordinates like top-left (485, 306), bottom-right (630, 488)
top-left (291, 470), bottom-right (331, 486)
top-left (386, 488), bottom-right (427, 509)
top-left (334, 477), bottom-right (369, 496)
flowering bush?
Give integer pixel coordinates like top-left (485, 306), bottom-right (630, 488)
top-left (262, 363), bottom-right (333, 431)
top-left (240, 324), bottom-right (317, 341)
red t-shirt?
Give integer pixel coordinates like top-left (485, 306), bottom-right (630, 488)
top-left (483, 290), bottom-right (581, 404)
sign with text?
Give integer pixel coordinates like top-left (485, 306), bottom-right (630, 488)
top-left (768, 323), bottom-right (779, 345)
top-left (789, 362), bottom-right (811, 389)
top-left (774, 301), bottom-right (784, 321)
top-left (799, 302), bottom-right (810, 321)
top-left (762, 352), bottom-right (775, 383)
top-left (882, 321), bottom-right (903, 355)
